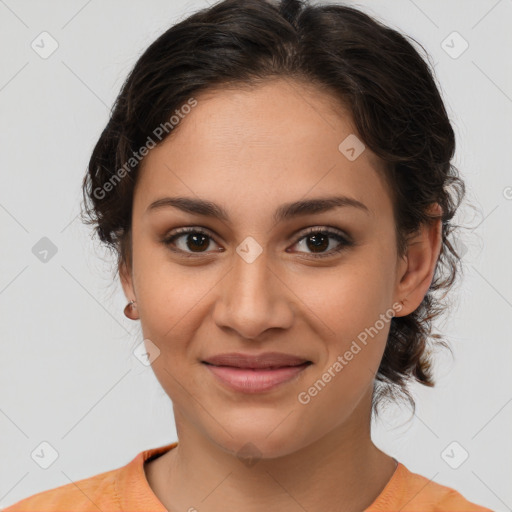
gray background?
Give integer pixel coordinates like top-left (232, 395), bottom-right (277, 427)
top-left (1, 0), bottom-right (511, 510)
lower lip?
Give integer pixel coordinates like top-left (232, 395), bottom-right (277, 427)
top-left (203, 363), bottom-right (311, 393)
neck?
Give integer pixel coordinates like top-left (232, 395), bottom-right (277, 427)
top-left (146, 398), bottom-right (397, 512)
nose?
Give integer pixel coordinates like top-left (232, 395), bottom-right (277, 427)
top-left (213, 248), bottom-right (294, 340)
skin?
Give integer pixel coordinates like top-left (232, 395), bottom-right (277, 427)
top-left (120, 78), bottom-right (442, 512)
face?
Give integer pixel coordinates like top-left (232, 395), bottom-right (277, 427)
top-left (121, 78), bottom-right (434, 458)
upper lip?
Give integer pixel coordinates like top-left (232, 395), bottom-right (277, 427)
top-left (202, 352), bottom-right (312, 369)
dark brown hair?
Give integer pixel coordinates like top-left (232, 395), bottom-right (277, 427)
top-left (81, 0), bottom-right (465, 415)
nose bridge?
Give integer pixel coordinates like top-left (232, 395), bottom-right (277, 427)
top-left (229, 244), bottom-right (275, 307)
top-left (214, 243), bottom-right (291, 338)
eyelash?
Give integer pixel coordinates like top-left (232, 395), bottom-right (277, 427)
top-left (161, 226), bottom-right (353, 259)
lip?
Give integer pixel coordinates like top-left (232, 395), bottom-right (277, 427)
top-left (202, 352), bottom-right (311, 369)
top-left (201, 352), bottom-right (312, 393)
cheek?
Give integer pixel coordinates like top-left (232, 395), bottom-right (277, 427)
top-left (297, 252), bottom-right (395, 344)
top-left (295, 283), bottom-right (393, 431)
top-left (295, 250), bottom-right (395, 390)
top-left (131, 238), bottom-right (217, 341)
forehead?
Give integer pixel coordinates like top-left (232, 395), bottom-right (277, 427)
top-left (134, 79), bottom-right (392, 222)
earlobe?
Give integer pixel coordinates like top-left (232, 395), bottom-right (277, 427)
top-left (394, 204), bottom-right (443, 316)
top-left (119, 262), bottom-right (139, 320)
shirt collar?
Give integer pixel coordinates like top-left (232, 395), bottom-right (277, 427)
top-left (117, 442), bottom-right (178, 511)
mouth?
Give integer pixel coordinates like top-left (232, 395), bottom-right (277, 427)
top-left (201, 353), bottom-right (313, 393)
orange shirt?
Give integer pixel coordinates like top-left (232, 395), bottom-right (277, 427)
top-left (2, 442), bottom-right (493, 511)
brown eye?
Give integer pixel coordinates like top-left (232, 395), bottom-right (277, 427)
top-left (183, 232), bottom-right (210, 252)
top-left (290, 228), bottom-right (353, 258)
top-left (304, 232), bottom-right (330, 253)
top-left (162, 226), bottom-right (353, 259)
top-left (162, 227), bottom-right (220, 255)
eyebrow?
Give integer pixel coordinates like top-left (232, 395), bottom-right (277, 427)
top-left (146, 195), bottom-right (370, 223)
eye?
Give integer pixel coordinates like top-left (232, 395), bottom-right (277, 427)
top-left (288, 227), bottom-right (353, 259)
top-left (162, 227), bottom-right (221, 257)
top-left (161, 226), bottom-right (353, 259)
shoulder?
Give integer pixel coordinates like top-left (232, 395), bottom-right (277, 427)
top-left (1, 467), bottom-right (120, 512)
top-left (368, 463), bottom-right (494, 511)
top-left (2, 443), bottom-right (176, 512)
top-left (371, 464), bottom-right (492, 512)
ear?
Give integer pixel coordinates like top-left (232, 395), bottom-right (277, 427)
top-left (119, 259), bottom-right (135, 303)
top-left (393, 203), bottom-right (443, 317)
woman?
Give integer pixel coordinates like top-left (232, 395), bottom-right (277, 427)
top-left (4, 0), bottom-right (493, 510)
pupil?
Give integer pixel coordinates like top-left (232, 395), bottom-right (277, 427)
top-left (187, 233), bottom-right (209, 252)
top-left (307, 233), bottom-right (328, 253)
